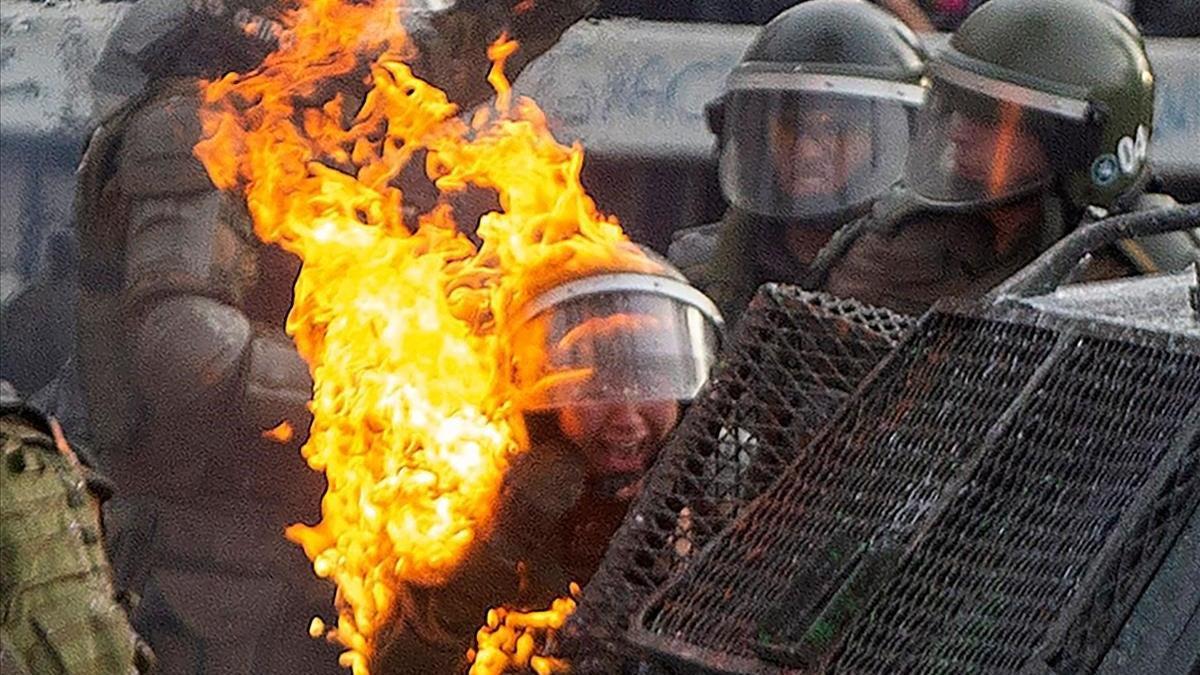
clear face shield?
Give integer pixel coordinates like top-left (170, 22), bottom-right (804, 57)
top-left (509, 273), bottom-right (723, 412)
top-left (905, 61), bottom-right (1104, 208)
top-left (719, 68), bottom-right (926, 222)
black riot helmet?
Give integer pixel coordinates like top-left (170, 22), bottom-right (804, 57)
top-left (904, 0), bottom-right (1156, 211)
top-left (714, 0), bottom-right (928, 224)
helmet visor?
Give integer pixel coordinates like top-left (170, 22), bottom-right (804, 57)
top-left (906, 62), bottom-right (1103, 206)
top-left (720, 71), bottom-right (924, 221)
top-left (511, 276), bottom-right (722, 410)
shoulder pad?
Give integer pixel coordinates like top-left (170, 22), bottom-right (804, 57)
top-left (117, 88), bottom-right (216, 197)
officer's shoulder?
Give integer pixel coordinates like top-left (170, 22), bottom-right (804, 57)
top-left (1, 382), bottom-right (106, 491)
top-left (502, 440), bottom-right (586, 521)
top-left (668, 221), bottom-right (722, 270)
top-left (115, 80), bottom-right (214, 195)
top-left (506, 441), bottom-right (585, 492)
top-left (121, 80), bottom-right (206, 147)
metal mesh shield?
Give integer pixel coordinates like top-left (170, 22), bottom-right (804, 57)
top-left (835, 336), bottom-right (1200, 674)
top-left (562, 285), bottom-right (912, 666)
top-left (624, 301), bottom-right (1200, 675)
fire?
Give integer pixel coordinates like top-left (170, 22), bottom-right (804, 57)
top-left (192, 0), bottom-right (653, 671)
top-left (468, 585), bottom-right (579, 675)
top-left (264, 421), bottom-right (296, 444)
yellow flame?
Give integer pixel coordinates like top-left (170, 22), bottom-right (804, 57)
top-left (263, 421), bottom-right (296, 444)
top-left (193, 0), bottom-right (652, 671)
top-left (469, 586), bottom-right (579, 675)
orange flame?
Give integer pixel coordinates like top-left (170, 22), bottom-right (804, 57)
top-left (987, 100), bottom-right (1023, 200)
top-left (469, 586), bottom-right (579, 675)
top-left (193, 0), bottom-right (652, 671)
top-left (263, 421), bottom-right (296, 444)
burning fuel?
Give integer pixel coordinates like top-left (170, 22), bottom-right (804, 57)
top-left (192, 0), bottom-right (654, 671)
top-left (468, 584), bottom-right (580, 675)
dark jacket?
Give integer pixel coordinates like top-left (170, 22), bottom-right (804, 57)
top-left (813, 191), bottom-right (1197, 317)
top-left (819, 200), bottom-right (1051, 316)
top-left (672, 192), bottom-right (1086, 318)
top-left (669, 207), bottom-right (838, 327)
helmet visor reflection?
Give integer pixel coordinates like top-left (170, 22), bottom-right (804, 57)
top-left (719, 73), bottom-right (921, 221)
top-left (511, 280), bottom-right (722, 411)
top-left (905, 64), bottom-right (1101, 206)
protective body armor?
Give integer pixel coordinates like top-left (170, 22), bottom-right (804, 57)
top-left (0, 385), bottom-right (150, 675)
top-left (808, 188), bottom-right (1200, 316)
top-left (668, 209), bottom-right (832, 327)
top-left (816, 190), bottom-right (1056, 316)
top-left (78, 78), bottom-right (340, 675)
top-left (74, 2), bottom-right (597, 672)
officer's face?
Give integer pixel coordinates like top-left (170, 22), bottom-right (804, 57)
top-left (768, 107), bottom-right (872, 198)
top-left (558, 399), bottom-right (680, 488)
top-left (948, 103), bottom-right (1048, 198)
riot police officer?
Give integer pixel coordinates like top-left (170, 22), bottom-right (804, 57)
top-left (371, 255), bottom-right (723, 674)
top-left (73, 1), bottom-right (596, 673)
top-left (668, 0), bottom-right (929, 326)
top-left (813, 0), bottom-right (1200, 315)
top-left (0, 381), bottom-right (153, 675)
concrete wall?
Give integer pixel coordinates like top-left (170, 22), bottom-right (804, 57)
top-left (1, 1), bottom-right (121, 302)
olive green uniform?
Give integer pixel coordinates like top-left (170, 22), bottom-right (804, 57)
top-left (0, 387), bottom-right (151, 675)
top-left (667, 0), bottom-right (927, 326)
top-left (669, 210), bottom-right (836, 327)
top-left (679, 0), bottom-right (1200, 320)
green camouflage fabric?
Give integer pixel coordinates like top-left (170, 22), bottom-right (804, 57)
top-left (0, 398), bottom-right (149, 675)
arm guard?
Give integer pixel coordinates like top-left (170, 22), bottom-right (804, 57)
top-left (115, 88), bottom-right (313, 439)
top-left (407, 0), bottom-right (597, 109)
